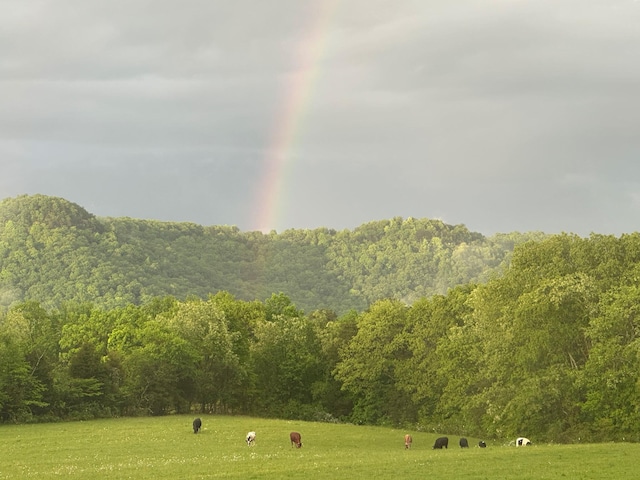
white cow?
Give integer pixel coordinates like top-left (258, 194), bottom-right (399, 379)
top-left (246, 431), bottom-right (256, 446)
top-left (516, 437), bottom-right (531, 446)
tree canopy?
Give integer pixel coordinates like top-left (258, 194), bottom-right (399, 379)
top-left (3, 195), bottom-right (640, 444)
top-left (0, 195), bottom-right (539, 314)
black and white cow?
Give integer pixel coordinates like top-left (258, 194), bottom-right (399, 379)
top-left (516, 437), bottom-right (532, 447)
top-left (478, 440), bottom-right (487, 448)
top-left (246, 431), bottom-right (256, 446)
top-left (433, 437), bottom-right (449, 449)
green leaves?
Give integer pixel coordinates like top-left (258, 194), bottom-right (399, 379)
top-left (0, 195), bottom-right (521, 315)
top-left (0, 332), bottom-right (47, 421)
top-left (4, 213), bottom-right (640, 443)
top-left (250, 312), bottom-right (325, 417)
top-left (334, 299), bottom-right (413, 424)
top-left (579, 285), bottom-right (640, 439)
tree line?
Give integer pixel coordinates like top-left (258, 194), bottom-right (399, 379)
top-left (0, 292), bottom-right (346, 423)
top-left (2, 233), bottom-right (640, 443)
top-left (2, 195), bottom-right (640, 443)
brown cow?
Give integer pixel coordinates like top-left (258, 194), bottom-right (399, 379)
top-left (290, 431), bottom-right (302, 448)
top-left (404, 434), bottom-right (413, 449)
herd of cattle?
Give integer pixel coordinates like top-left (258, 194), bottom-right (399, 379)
top-left (245, 430), bottom-right (303, 447)
top-left (192, 417), bottom-right (531, 450)
top-left (411, 436), bottom-right (530, 449)
top-left (192, 418), bottom-right (303, 448)
top-left (405, 435), bottom-right (484, 449)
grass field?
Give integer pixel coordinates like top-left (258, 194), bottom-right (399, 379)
top-left (0, 415), bottom-right (637, 479)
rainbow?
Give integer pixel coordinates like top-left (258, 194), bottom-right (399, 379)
top-left (251, 0), bottom-right (340, 233)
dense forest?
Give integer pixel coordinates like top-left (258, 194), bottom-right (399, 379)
top-left (0, 195), bottom-right (543, 314)
top-left (2, 194), bottom-right (640, 444)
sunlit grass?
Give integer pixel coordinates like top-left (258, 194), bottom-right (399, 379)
top-left (0, 416), bottom-right (637, 479)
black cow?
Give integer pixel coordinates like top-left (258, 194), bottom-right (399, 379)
top-left (459, 437), bottom-right (469, 448)
top-left (478, 440), bottom-right (487, 448)
top-left (433, 437), bottom-right (449, 449)
top-left (193, 418), bottom-right (202, 434)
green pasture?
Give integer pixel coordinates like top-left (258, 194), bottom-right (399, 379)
top-left (0, 416), bottom-right (637, 479)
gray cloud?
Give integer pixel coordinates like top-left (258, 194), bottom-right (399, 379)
top-left (1, 0), bottom-right (639, 236)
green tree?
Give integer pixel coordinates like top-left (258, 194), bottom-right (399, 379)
top-left (463, 236), bottom-right (599, 440)
top-left (250, 297), bottom-right (325, 419)
top-left (396, 285), bottom-right (476, 428)
top-left (208, 292), bottom-right (264, 412)
top-left (0, 331), bottom-right (46, 422)
top-left (164, 298), bottom-right (244, 413)
top-left (120, 319), bottom-right (199, 415)
top-left (334, 299), bottom-right (412, 425)
top-left (309, 309), bottom-right (355, 420)
top-left (579, 285), bottom-right (640, 441)
top-left (52, 342), bottom-right (108, 419)
top-left (0, 302), bottom-right (59, 419)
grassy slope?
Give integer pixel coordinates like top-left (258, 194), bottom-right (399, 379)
top-left (0, 416), bottom-right (636, 479)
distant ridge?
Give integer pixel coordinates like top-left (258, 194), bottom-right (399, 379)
top-left (0, 194), bottom-right (545, 313)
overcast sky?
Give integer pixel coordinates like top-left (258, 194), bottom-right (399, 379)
top-left (2, 0), bottom-right (639, 237)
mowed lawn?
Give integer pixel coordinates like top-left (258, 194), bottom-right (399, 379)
top-left (0, 416), bottom-right (637, 479)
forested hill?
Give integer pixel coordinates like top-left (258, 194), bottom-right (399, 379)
top-left (0, 194), bottom-right (545, 313)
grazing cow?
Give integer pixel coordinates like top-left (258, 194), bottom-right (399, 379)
top-left (246, 431), bottom-right (256, 446)
top-left (433, 436), bottom-right (449, 449)
top-left (516, 437), bottom-right (532, 447)
top-left (459, 437), bottom-right (469, 448)
top-left (404, 434), bottom-right (413, 449)
top-left (192, 418), bottom-right (202, 434)
top-left (478, 440), bottom-right (487, 448)
top-left (290, 431), bottom-right (302, 448)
